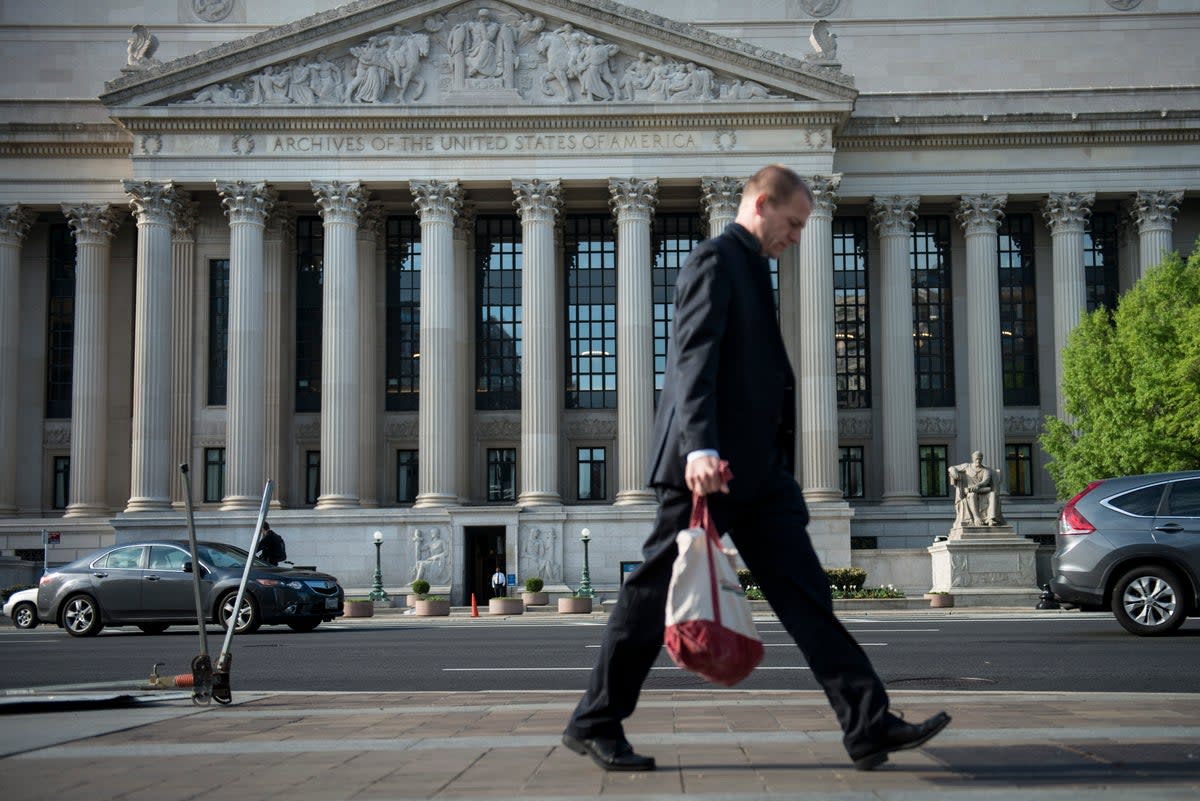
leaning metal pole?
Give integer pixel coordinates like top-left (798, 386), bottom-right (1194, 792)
top-left (178, 463), bottom-right (212, 706)
top-left (212, 479), bottom-right (274, 705)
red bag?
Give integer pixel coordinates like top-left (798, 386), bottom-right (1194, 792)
top-left (663, 492), bottom-right (764, 686)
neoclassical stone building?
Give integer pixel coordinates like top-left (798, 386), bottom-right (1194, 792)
top-left (0, 0), bottom-right (1196, 599)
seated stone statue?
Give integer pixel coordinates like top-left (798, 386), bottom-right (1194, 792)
top-left (948, 450), bottom-right (1004, 527)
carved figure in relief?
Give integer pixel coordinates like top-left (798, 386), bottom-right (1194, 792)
top-left (948, 451), bottom-right (1005, 527)
top-left (382, 27), bottom-right (430, 101)
top-left (309, 53), bottom-right (344, 103)
top-left (646, 54), bottom-right (679, 101)
top-left (618, 51), bottom-right (653, 100)
top-left (538, 24), bottom-right (581, 101)
top-left (344, 36), bottom-right (391, 103)
top-left (669, 62), bottom-right (715, 102)
top-left (466, 8), bottom-right (502, 78)
top-left (522, 527), bottom-right (561, 582)
top-left (185, 82), bottom-right (247, 104)
top-left (250, 65), bottom-right (289, 104)
top-left (286, 59), bottom-right (315, 105)
top-left (411, 527), bottom-right (450, 585)
top-left (723, 78), bottom-right (771, 100)
top-left (576, 35), bottom-right (620, 101)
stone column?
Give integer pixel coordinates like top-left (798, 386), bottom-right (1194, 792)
top-left (1042, 192), bottom-right (1094, 419)
top-left (357, 202), bottom-right (385, 507)
top-left (1133, 189), bottom-right (1184, 279)
top-left (957, 193), bottom-right (1008, 483)
top-left (870, 196), bottom-right (920, 503)
top-left (263, 203), bottom-right (292, 507)
top-left (216, 181), bottom-right (275, 510)
top-left (168, 201), bottom-right (197, 508)
top-left (0, 205), bottom-right (35, 515)
top-left (123, 181), bottom-right (180, 512)
top-left (411, 181), bottom-right (463, 508)
top-left (610, 178), bottom-right (658, 505)
top-left (454, 202), bottom-right (477, 502)
top-left (701, 176), bottom-right (743, 238)
top-left (513, 179), bottom-right (563, 506)
top-left (312, 181), bottom-right (367, 509)
top-left (62, 203), bottom-right (122, 517)
top-left (797, 175), bottom-right (842, 502)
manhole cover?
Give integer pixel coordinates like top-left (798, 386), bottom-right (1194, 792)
top-left (886, 676), bottom-right (996, 690)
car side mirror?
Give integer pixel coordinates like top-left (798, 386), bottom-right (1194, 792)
top-left (183, 561), bottom-right (207, 575)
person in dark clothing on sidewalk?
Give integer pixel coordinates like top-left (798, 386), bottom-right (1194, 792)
top-left (256, 521), bottom-right (287, 567)
top-left (562, 164), bottom-right (950, 773)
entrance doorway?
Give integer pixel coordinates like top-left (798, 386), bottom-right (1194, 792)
top-left (464, 526), bottom-right (506, 605)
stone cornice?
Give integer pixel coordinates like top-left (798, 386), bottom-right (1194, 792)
top-left (99, 0), bottom-right (856, 108)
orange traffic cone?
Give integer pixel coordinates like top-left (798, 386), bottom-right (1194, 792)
top-left (470, 593), bottom-right (479, 617)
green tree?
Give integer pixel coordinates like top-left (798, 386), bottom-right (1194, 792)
top-left (1042, 242), bottom-right (1200, 499)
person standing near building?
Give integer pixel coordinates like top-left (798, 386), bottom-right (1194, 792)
top-left (490, 565), bottom-right (507, 598)
top-left (562, 164), bottom-right (950, 773)
top-left (255, 521), bottom-right (287, 567)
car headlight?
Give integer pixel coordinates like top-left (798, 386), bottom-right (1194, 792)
top-left (254, 578), bottom-right (306, 590)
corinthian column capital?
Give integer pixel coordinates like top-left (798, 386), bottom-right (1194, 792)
top-left (609, 177), bottom-right (658, 223)
top-left (61, 203), bottom-right (123, 244)
top-left (513, 179), bottom-right (563, 224)
top-left (410, 180), bottom-right (463, 225)
top-left (869, 195), bottom-right (919, 236)
top-left (1133, 189), bottom-right (1185, 232)
top-left (216, 180), bottom-right (276, 225)
top-left (700, 176), bottom-right (744, 224)
top-left (454, 201), bottom-right (477, 242)
top-left (805, 174), bottom-right (842, 219)
top-left (123, 180), bottom-right (178, 226)
top-left (358, 201), bottom-right (386, 242)
top-left (171, 200), bottom-right (199, 243)
top-left (956, 193), bottom-right (1007, 235)
top-left (1042, 192), bottom-right (1095, 234)
top-left (0, 205), bottom-right (36, 246)
top-left (265, 201), bottom-right (296, 242)
top-left (311, 181), bottom-right (367, 225)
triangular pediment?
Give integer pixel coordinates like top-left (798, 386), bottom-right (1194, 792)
top-left (100, 0), bottom-right (856, 112)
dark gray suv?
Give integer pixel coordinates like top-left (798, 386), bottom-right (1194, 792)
top-left (1051, 470), bottom-right (1200, 636)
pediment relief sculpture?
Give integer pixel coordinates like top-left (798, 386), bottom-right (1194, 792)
top-left (174, 3), bottom-right (786, 107)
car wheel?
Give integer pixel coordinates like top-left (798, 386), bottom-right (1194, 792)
top-left (137, 623), bottom-right (170, 635)
top-left (1112, 565), bottom-right (1188, 636)
top-left (12, 601), bottom-right (38, 629)
top-left (218, 592), bottom-right (261, 634)
top-left (62, 594), bottom-right (104, 637)
top-left (286, 618), bottom-right (321, 632)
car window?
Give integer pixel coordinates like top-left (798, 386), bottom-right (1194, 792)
top-left (97, 546), bottom-right (145, 570)
top-left (1163, 479), bottom-right (1200, 517)
top-left (147, 545), bottom-right (189, 571)
top-left (1107, 484), bottom-right (1164, 517)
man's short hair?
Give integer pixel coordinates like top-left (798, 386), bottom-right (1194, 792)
top-left (743, 163), bottom-right (813, 206)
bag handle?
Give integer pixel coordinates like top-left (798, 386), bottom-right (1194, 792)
top-left (689, 461), bottom-right (734, 624)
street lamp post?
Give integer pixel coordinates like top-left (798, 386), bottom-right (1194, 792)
top-left (369, 530), bottom-right (390, 602)
top-left (578, 528), bottom-right (594, 598)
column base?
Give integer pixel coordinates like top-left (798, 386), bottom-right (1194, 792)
top-left (123, 498), bottom-right (173, 513)
top-left (414, 493), bottom-right (458, 509)
top-left (517, 491), bottom-right (562, 507)
top-left (63, 504), bottom-right (111, 518)
top-left (221, 497), bottom-right (263, 512)
top-left (315, 494), bottom-right (360, 510)
top-left (614, 490), bottom-right (656, 506)
top-left (802, 487), bottom-right (845, 504)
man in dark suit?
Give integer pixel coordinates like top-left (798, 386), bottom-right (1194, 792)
top-left (562, 164), bottom-right (950, 772)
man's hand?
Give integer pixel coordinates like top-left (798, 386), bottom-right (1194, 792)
top-left (686, 455), bottom-right (730, 496)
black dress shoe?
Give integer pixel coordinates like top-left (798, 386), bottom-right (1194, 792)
top-left (851, 710), bottom-right (951, 771)
top-left (561, 733), bottom-right (656, 772)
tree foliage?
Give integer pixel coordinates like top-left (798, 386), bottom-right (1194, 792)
top-left (1042, 241), bottom-right (1200, 499)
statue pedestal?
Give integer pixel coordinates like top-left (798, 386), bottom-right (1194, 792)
top-left (927, 525), bottom-right (1040, 607)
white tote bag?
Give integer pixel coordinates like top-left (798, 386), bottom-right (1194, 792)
top-left (664, 493), bottom-right (764, 686)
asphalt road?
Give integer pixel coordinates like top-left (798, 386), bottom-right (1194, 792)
top-left (3, 613), bottom-right (1200, 696)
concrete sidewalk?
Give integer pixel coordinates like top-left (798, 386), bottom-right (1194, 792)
top-left (3, 688), bottom-right (1199, 800)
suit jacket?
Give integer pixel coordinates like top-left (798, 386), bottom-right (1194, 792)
top-left (646, 223), bottom-right (796, 498)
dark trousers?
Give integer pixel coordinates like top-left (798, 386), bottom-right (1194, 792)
top-left (565, 465), bottom-right (891, 756)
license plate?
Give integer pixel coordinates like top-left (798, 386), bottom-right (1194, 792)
top-left (325, 597), bottom-right (338, 610)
